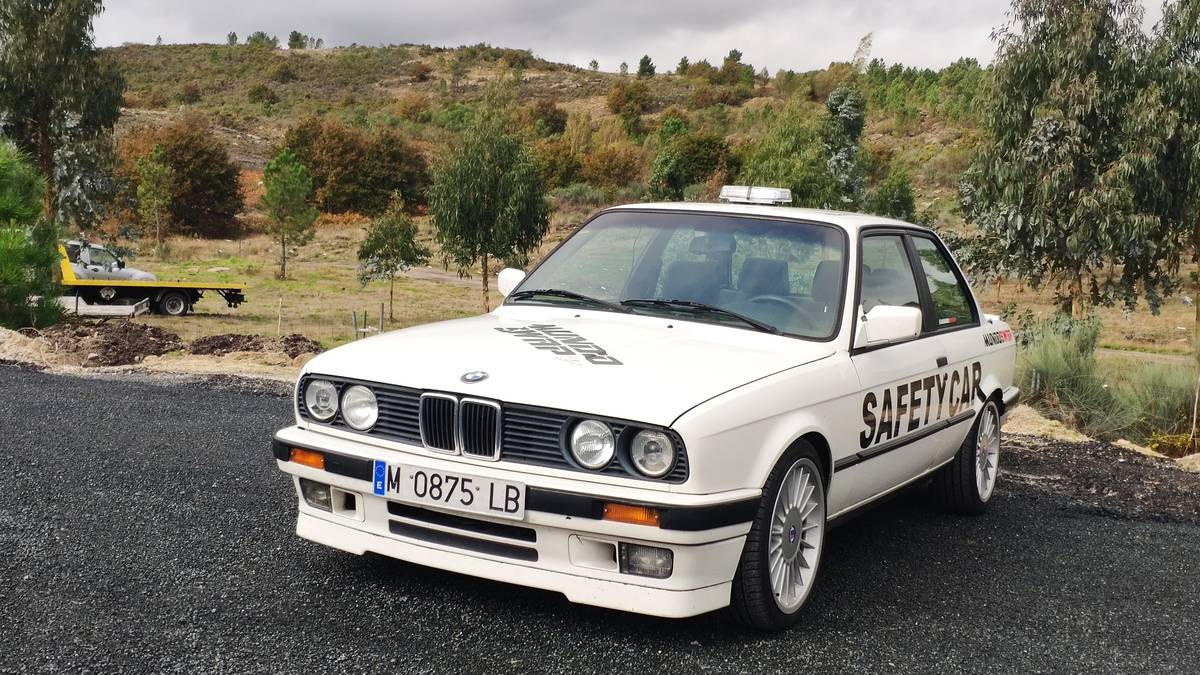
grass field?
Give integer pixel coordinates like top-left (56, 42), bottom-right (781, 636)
top-left (132, 225), bottom-right (499, 347)
top-left (126, 218), bottom-right (1200, 355)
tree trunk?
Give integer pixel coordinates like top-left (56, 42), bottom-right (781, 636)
top-left (389, 275), bottom-right (395, 322)
top-left (481, 254), bottom-right (491, 312)
top-left (279, 228), bottom-right (287, 279)
top-left (37, 107), bottom-right (55, 219)
top-left (1069, 273), bottom-right (1084, 319)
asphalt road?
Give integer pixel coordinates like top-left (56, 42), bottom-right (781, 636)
top-left (2, 367), bottom-right (1198, 673)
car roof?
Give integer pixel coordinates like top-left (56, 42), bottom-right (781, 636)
top-left (605, 201), bottom-right (928, 235)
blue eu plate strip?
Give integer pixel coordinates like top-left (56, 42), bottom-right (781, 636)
top-left (373, 460), bottom-right (386, 496)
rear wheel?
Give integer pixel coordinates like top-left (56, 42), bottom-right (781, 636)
top-left (933, 399), bottom-right (1001, 514)
top-left (727, 443), bottom-right (826, 631)
top-left (157, 291), bottom-right (189, 316)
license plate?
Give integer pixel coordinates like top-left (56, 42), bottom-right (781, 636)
top-left (372, 461), bottom-right (525, 520)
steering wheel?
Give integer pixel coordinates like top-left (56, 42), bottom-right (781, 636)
top-left (748, 295), bottom-right (819, 327)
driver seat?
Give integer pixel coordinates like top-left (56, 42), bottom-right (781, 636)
top-left (738, 258), bottom-right (790, 297)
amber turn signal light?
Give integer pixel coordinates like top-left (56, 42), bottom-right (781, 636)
top-left (602, 502), bottom-right (660, 527)
top-left (290, 447), bottom-right (325, 470)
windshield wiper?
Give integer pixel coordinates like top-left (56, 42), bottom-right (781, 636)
top-left (508, 288), bottom-right (630, 313)
top-left (620, 299), bottom-right (779, 334)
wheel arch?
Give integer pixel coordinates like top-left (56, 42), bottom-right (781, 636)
top-left (791, 431), bottom-right (832, 495)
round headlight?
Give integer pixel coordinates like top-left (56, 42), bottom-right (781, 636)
top-left (340, 385), bottom-right (378, 430)
top-left (304, 379), bottom-right (338, 421)
top-left (570, 420), bottom-right (615, 469)
top-left (630, 430), bottom-right (675, 477)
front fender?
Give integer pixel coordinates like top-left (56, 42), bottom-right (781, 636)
top-left (670, 354), bottom-right (859, 496)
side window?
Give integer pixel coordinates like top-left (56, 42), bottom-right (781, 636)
top-left (912, 237), bottom-right (975, 328)
top-left (859, 235), bottom-right (920, 312)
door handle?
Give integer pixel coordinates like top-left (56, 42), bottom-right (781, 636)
top-left (936, 356), bottom-right (948, 368)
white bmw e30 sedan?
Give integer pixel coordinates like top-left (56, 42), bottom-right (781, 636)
top-left (271, 186), bottom-right (1018, 631)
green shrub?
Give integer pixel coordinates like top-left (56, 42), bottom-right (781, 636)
top-left (579, 143), bottom-right (642, 187)
top-left (534, 136), bottom-right (580, 189)
top-left (552, 182), bottom-right (608, 209)
top-left (0, 141), bottom-right (59, 329)
top-left (606, 80), bottom-right (651, 114)
top-left (282, 115), bottom-right (427, 214)
top-left (1016, 315), bottom-right (1136, 439)
top-left (247, 83), bottom-right (278, 104)
top-left (648, 132), bottom-right (728, 200)
top-left (527, 98), bottom-right (567, 136)
top-left (1113, 363), bottom-right (1196, 440)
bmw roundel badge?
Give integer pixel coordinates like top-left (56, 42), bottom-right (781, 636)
top-left (461, 371), bottom-right (489, 383)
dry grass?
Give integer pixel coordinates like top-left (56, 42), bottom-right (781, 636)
top-left (978, 280), bottom-right (1198, 354)
top-left (132, 225), bottom-right (498, 347)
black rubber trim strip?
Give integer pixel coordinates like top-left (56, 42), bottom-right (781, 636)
top-left (388, 520), bottom-right (539, 562)
top-left (834, 409), bottom-right (977, 473)
top-left (525, 487), bottom-right (757, 531)
top-left (387, 501), bottom-right (537, 543)
top-left (272, 437), bottom-right (374, 481)
top-left (275, 436), bottom-right (756, 531)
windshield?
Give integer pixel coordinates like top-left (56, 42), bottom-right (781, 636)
top-left (510, 210), bottom-right (847, 339)
top-left (87, 246), bottom-right (118, 266)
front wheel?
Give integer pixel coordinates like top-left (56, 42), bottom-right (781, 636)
top-left (932, 399), bottom-right (1001, 514)
top-left (727, 443), bottom-right (827, 631)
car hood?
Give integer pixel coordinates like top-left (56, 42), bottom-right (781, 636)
top-left (303, 306), bottom-right (835, 426)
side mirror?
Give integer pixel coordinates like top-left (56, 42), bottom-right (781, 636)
top-left (857, 305), bottom-right (922, 348)
top-left (497, 268), bottom-right (526, 297)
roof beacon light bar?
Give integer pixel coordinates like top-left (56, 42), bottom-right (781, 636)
top-left (718, 185), bottom-right (793, 205)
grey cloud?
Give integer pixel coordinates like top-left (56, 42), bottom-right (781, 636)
top-left (95, 0), bottom-right (1092, 71)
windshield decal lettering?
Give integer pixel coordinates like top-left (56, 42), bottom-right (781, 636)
top-left (860, 361), bottom-right (983, 450)
top-left (496, 324), bottom-right (623, 365)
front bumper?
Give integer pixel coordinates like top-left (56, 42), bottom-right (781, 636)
top-left (272, 425), bottom-right (757, 618)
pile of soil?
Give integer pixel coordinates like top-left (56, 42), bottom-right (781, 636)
top-left (1005, 433), bottom-right (1200, 524)
top-left (38, 321), bottom-right (184, 367)
top-left (188, 333), bottom-right (322, 359)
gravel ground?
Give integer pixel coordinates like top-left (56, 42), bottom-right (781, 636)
top-left (2, 366), bottom-right (1199, 673)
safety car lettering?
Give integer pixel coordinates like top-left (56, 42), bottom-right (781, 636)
top-left (860, 361), bottom-right (983, 450)
top-left (495, 324), bottom-right (623, 365)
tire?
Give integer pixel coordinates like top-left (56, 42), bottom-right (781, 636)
top-left (932, 399), bottom-right (1001, 515)
top-left (157, 291), bottom-right (190, 316)
top-left (727, 442), bottom-right (827, 631)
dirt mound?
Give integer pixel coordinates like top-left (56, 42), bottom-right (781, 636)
top-left (38, 321), bottom-right (184, 366)
top-left (187, 333), bottom-right (322, 359)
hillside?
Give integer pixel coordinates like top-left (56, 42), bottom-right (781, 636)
top-left (105, 42), bottom-right (977, 227)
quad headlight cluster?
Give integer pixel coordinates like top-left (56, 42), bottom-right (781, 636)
top-left (568, 419), bottom-right (676, 478)
top-left (303, 379), bottom-right (378, 431)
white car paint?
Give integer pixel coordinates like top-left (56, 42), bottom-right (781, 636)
top-left (272, 202), bottom-right (1018, 619)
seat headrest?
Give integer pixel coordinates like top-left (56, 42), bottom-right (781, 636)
top-left (662, 260), bottom-right (723, 304)
top-left (811, 260), bottom-right (842, 306)
top-left (738, 257), bottom-right (790, 297)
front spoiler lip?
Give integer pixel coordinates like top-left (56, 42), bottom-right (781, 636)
top-left (272, 434), bottom-right (757, 532)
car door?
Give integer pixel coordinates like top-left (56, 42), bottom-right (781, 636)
top-left (907, 233), bottom-right (987, 469)
top-left (840, 232), bottom-right (953, 508)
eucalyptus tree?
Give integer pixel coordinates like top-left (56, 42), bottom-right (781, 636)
top-left (961, 0), bottom-right (1193, 317)
top-left (428, 110), bottom-right (549, 312)
top-left (0, 0), bottom-right (123, 218)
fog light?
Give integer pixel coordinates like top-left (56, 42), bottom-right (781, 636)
top-left (299, 477), bottom-right (332, 511)
top-left (618, 542), bottom-right (673, 579)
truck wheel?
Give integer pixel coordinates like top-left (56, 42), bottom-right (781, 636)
top-left (932, 399), bottom-right (1001, 515)
top-left (158, 291), bottom-right (189, 316)
top-left (727, 442), bottom-right (827, 631)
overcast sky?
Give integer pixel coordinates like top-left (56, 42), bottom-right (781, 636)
top-left (94, 1), bottom-right (1164, 73)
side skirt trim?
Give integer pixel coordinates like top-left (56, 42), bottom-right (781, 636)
top-left (833, 408), bottom-right (976, 473)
